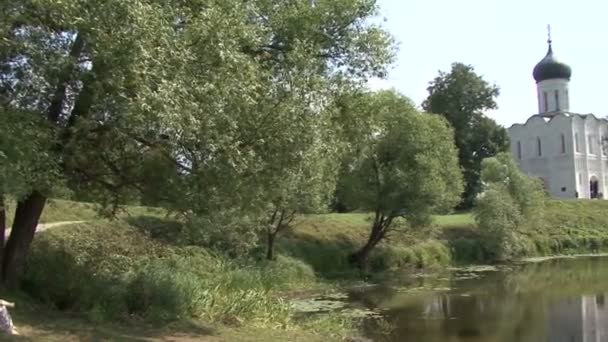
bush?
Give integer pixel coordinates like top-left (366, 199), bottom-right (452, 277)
top-left (126, 256), bottom-right (207, 321)
top-left (474, 153), bottom-right (546, 261)
top-left (451, 237), bottom-right (485, 263)
top-left (183, 213), bottom-right (261, 258)
top-left (23, 223), bottom-right (300, 325)
top-left (369, 241), bottom-right (451, 271)
top-left (21, 222), bottom-right (158, 320)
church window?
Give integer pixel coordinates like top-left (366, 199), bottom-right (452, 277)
top-left (554, 90), bottom-right (559, 111)
top-left (579, 173), bottom-right (583, 185)
top-left (575, 133), bottom-right (580, 152)
top-left (517, 141), bottom-right (522, 159)
top-left (536, 137), bottom-right (542, 156)
top-left (543, 92), bottom-right (548, 112)
top-left (560, 134), bottom-right (566, 154)
top-left (588, 135), bottom-right (594, 154)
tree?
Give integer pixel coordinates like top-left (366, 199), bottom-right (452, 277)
top-left (0, 0), bottom-right (394, 285)
top-left (474, 153), bottom-right (546, 260)
top-left (263, 137), bottom-right (339, 260)
top-left (338, 90), bottom-right (463, 269)
top-left (422, 62), bottom-right (509, 208)
top-left (1, 0), bottom-right (218, 287)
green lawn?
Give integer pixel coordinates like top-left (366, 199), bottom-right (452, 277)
top-left (4, 198), bottom-right (167, 227)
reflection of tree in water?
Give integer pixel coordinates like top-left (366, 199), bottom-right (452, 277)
top-left (360, 257), bottom-right (608, 342)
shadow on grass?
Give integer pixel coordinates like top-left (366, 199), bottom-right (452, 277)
top-left (440, 225), bottom-right (487, 264)
top-left (125, 215), bottom-right (186, 246)
top-left (9, 307), bottom-right (216, 342)
top-left (278, 230), bottom-right (361, 280)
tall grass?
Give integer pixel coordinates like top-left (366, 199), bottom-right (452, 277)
top-left (22, 222), bottom-right (316, 326)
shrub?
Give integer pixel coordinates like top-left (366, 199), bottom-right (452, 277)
top-left (451, 237), bottom-right (485, 263)
top-left (24, 224), bottom-right (298, 325)
top-left (474, 153), bottom-right (546, 261)
top-left (369, 241), bottom-right (451, 271)
top-left (183, 213), bottom-right (261, 258)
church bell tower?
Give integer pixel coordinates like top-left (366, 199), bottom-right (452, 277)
top-left (532, 26), bottom-right (572, 116)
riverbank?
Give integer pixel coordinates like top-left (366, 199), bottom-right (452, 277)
top-left (5, 198), bottom-right (608, 340)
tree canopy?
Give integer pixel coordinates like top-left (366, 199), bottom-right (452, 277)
top-left (0, 0), bottom-right (395, 286)
top-left (422, 62), bottom-right (509, 208)
top-left (337, 90), bottom-right (463, 269)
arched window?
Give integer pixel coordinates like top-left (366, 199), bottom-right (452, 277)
top-left (555, 90), bottom-right (560, 111)
top-left (537, 137), bottom-right (542, 156)
top-left (575, 133), bottom-right (580, 152)
top-left (543, 92), bottom-right (548, 112)
top-left (588, 135), bottom-right (594, 154)
top-left (560, 134), bottom-right (566, 154)
top-left (517, 141), bottom-right (522, 159)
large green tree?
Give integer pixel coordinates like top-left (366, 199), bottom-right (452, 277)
top-left (0, 0), bottom-right (394, 285)
top-left (338, 90), bottom-right (462, 269)
top-left (422, 62), bottom-right (509, 208)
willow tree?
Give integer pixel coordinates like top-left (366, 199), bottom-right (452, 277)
top-left (0, 0), bottom-right (394, 285)
top-left (338, 90), bottom-right (463, 269)
top-left (0, 0), bottom-right (262, 286)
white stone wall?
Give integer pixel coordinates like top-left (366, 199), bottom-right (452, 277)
top-left (507, 113), bottom-right (608, 199)
top-left (509, 114), bottom-right (576, 198)
top-left (536, 79), bottom-right (570, 113)
top-left (571, 115), bottom-right (608, 198)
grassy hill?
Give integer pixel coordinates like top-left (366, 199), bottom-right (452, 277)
top-left (4, 198), bottom-right (608, 340)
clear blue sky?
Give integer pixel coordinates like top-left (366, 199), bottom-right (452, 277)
top-left (369, 0), bottom-right (606, 128)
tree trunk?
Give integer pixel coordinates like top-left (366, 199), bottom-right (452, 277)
top-left (348, 212), bottom-right (392, 270)
top-left (0, 195), bottom-right (5, 265)
top-left (266, 231), bottom-right (276, 261)
top-left (1, 191), bottom-right (46, 288)
top-left (348, 232), bottom-right (383, 271)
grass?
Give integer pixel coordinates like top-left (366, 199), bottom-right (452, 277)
top-left (13, 217), bottom-right (347, 341)
top-left (5, 198), bottom-right (608, 341)
top-left (6, 307), bottom-right (333, 341)
top-left (4, 198), bottom-right (167, 227)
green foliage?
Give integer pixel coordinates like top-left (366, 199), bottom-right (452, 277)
top-left (450, 237), bottom-right (485, 263)
top-left (474, 153), bottom-right (546, 260)
top-left (22, 221), bottom-right (315, 325)
top-left (182, 212), bottom-right (262, 258)
top-left (0, 110), bottom-right (60, 199)
top-left (423, 63), bottom-right (510, 208)
top-left (369, 241), bottom-right (451, 271)
top-left (0, 0), bottom-right (396, 228)
top-left (339, 89), bottom-right (463, 226)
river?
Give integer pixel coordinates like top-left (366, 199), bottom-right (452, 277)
top-left (297, 256), bottom-right (608, 342)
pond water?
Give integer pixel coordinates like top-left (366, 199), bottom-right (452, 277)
top-left (296, 257), bottom-right (608, 342)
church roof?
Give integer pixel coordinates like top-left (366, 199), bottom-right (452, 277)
top-left (532, 41), bottom-right (572, 83)
top-left (509, 112), bottom-right (608, 130)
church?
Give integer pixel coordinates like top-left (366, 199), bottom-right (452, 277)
top-left (508, 35), bottom-right (608, 200)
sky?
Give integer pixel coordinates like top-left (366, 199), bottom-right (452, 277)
top-left (368, 0), bottom-right (607, 128)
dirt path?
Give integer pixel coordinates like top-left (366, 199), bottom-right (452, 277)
top-left (4, 221), bottom-right (86, 237)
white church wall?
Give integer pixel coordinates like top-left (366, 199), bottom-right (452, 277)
top-left (537, 79), bottom-right (570, 113)
top-left (571, 114), bottom-right (608, 198)
top-left (508, 114), bottom-right (577, 198)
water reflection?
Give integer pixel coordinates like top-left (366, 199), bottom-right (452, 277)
top-left (356, 257), bottom-right (608, 342)
top-left (549, 295), bottom-right (608, 342)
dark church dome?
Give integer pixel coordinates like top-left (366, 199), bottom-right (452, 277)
top-left (533, 42), bottom-right (572, 83)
